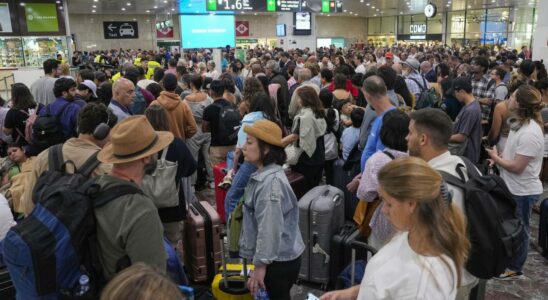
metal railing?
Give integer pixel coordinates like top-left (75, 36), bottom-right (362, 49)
top-left (0, 74), bottom-right (14, 101)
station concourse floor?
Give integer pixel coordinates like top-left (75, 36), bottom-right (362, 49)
top-left (196, 188), bottom-right (548, 300)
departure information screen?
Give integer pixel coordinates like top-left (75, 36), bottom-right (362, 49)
top-left (206, 0), bottom-right (341, 13)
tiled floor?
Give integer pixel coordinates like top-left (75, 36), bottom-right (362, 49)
top-left (198, 188), bottom-right (548, 299)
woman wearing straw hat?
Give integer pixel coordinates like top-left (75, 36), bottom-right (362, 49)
top-left (239, 119), bottom-right (304, 300)
top-left (94, 115), bottom-right (174, 280)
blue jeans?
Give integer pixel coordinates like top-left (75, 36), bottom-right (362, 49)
top-left (224, 161), bottom-right (257, 218)
top-left (509, 194), bottom-right (540, 272)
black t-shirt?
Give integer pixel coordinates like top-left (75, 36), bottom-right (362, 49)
top-left (158, 138), bottom-right (198, 223)
top-left (4, 104), bottom-right (42, 145)
top-left (203, 99), bottom-right (237, 147)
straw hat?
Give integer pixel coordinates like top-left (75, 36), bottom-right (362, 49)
top-left (98, 115), bottom-right (174, 164)
top-left (243, 119), bottom-right (283, 148)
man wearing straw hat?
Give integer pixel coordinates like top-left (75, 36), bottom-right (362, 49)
top-left (94, 115), bottom-right (174, 280)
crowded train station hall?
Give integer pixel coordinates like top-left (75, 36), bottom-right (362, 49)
top-left (0, 0), bottom-right (547, 299)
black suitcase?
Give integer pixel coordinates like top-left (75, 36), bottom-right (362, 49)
top-left (335, 240), bottom-right (378, 289)
top-left (539, 198), bottom-right (548, 258)
top-left (332, 159), bottom-right (360, 221)
top-left (0, 264), bottom-right (15, 300)
top-left (329, 224), bottom-right (365, 288)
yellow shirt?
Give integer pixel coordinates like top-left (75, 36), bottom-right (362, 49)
top-left (112, 72), bottom-right (122, 82)
top-left (146, 61), bottom-right (162, 79)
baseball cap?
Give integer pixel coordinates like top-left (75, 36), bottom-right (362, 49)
top-left (385, 52), bottom-right (394, 59)
top-left (451, 76), bottom-right (472, 94)
top-left (80, 80), bottom-right (97, 98)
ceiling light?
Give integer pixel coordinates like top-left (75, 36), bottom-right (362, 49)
top-left (376, 8), bottom-right (379, 11)
top-left (163, 0), bottom-right (167, 3)
top-left (371, 6), bottom-right (375, 9)
top-left (92, 5), bottom-right (96, 8)
top-left (366, 3), bottom-right (369, 6)
top-left (468, 5), bottom-right (472, 8)
top-left (344, 9), bottom-right (347, 12)
top-left (93, 0), bottom-right (98, 2)
top-left (56, 0), bottom-right (60, 3)
top-left (153, 6), bottom-right (157, 9)
top-left (20, 2), bottom-right (25, 6)
top-left (59, 6), bottom-right (63, 9)
top-left (121, 7), bottom-right (125, 11)
top-left (374, 14), bottom-right (377, 17)
top-left (146, 10), bottom-right (150, 12)
top-left (399, 11), bottom-right (403, 14)
top-left (360, 0), bottom-right (363, 2)
top-left (327, 14), bottom-right (330, 16)
top-left (254, 12), bottom-right (257, 15)
top-left (171, 8), bottom-right (175, 11)
top-left (92, 9), bottom-right (96, 13)
top-left (446, 4), bottom-right (450, 6)
top-left (127, 2), bottom-right (131, 6)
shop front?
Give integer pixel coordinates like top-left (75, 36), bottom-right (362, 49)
top-left (0, 0), bottom-right (70, 68)
top-left (236, 38), bottom-right (277, 49)
top-left (366, 16), bottom-right (396, 47)
top-left (396, 14), bottom-right (443, 46)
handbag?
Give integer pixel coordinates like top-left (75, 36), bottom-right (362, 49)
top-left (285, 117), bottom-right (303, 165)
top-left (353, 199), bottom-right (381, 238)
top-left (324, 132), bottom-right (338, 161)
top-left (142, 147), bottom-right (180, 208)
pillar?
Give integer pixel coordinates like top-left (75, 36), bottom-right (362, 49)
top-left (532, 0), bottom-right (548, 66)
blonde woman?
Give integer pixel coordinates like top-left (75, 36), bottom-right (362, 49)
top-left (321, 157), bottom-right (469, 300)
top-left (100, 263), bottom-right (183, 300)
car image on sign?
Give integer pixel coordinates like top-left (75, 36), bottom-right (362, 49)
top-left (119, 24), bottom-right (134, 37)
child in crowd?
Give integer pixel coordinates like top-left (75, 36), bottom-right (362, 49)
top-left (341, 108), bottom-right (365, 161)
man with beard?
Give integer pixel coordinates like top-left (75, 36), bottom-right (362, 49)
top-left (94, 115), bottom-right (174, 280)
top-left (406, 108), bottom-right (479, 300)
top-left (30, 59), bottom-right (60, 106)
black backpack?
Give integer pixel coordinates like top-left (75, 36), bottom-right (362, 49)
top-left (32, 102), bottom-right (72, 151)
top-left (409, 77), bottom-right (442, 110)
top-left (439, 157), bottom-right (524, 279)
top-left (2, 144), bottom-right (141, 298)
top-left (216, 102), bottom-right (241, 144)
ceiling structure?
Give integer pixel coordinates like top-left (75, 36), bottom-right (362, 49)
top-left (64, 0), bottom-right (539, 17)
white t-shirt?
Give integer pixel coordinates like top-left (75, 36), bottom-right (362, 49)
top-left (500, 120), bottom-right (544, 196)
top-left (358, 232), bottom-right (458, 300)
top-left (355, 64), bottom-right (367, 75)
top-left (0, 193), bottom-right (16, 240)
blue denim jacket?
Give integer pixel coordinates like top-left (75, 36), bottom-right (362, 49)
top-left (239, 164), bottom-right (305, 266)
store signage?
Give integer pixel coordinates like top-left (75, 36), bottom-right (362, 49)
top-left (409, 24), bottom-right (427, 34)
top-left (235, 21), bottom-right (249, 37)
top-left (0, 3), bottom-right (12, 33)
top-left (103, 22), bottom-right (139, 39)
top-left (25, 3), bottom-right (59, 32)
top-left (236, 38), bottom-right (258, 43)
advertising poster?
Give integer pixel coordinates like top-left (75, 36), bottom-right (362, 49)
top-left (0, 3), bottom-right (12, 33)
top-left (24, 3), bottom-right (59, 32)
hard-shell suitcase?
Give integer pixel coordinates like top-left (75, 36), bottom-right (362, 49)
top-left (184, 201), bottom-right (223, 282)
top-left (0, 264), bottom-right (15, 300)
top-left (211, 234), bottom-right (254, 300)
top-left (332, 158), bottom-right (360, 221)
top-left (214, 162), bottom-right (228, 223)
top-left (298, 185), bottom-right (345, 289)
top-left (335, 240), bottom-right (377, 289)
top-left (285, 168), bottom-right (306, 200)
top-left (330, 224), bottom-right (364, 288)
top-left (539, 198), bottom-right (548, 258)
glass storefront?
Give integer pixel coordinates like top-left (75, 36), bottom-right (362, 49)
top-left (396, 14), bottom-right (443, 45)
top-left (512, 7), bottom-right (537, 49)
top-left (367, 16), bottom-right (396, 47)
top-left (0, 36), bottom-right (70, 68)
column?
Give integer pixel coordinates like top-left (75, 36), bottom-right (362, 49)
top-left (532, 1), bottom-right (548, 65)
top-left (276, 12), bottom-right (316, 50)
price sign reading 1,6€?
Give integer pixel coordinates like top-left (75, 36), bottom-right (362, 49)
top-left (207, 0), bottom-right (267, 11)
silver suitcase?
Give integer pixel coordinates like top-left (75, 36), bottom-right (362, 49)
top-left (298, 185), bottom-right (344, 289)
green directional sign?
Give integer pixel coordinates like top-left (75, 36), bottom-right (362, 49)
top-left (25, 3), bottom-right (59, 32)
top-left (207, 0), bottom-right (217, 11)
top-left (322, 0), bottom-right (330, 13)
top-left (267, 0), bottom-right (275, 12)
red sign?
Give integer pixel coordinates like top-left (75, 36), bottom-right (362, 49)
top-left (235, 21), bottom-right (249, 37)
top-left (157, 26), bottom-right (174, 38)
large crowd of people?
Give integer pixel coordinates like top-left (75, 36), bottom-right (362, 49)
top-left (0, 42), bottom-right (546, 299)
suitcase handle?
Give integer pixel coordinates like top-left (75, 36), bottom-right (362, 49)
top-left (333, 195), bottom-right (341, 204)
top-left (350, 241), bottom-right (377, 285)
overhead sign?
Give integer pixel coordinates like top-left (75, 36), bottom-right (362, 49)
top-left (409, 24), bottom-right (427, 34)
top-left (321, 0), bottom-right (342, 13)
top-left (103, 21), bottom-right (139, 39)
top-left (207, 0), bottom-right (266, 11)
top-left (207, 0), bottom-right (327, 12)
top-left (25, 3), bottom-right (59, 32)
top-left (235, 21), bottom-right (249, 37)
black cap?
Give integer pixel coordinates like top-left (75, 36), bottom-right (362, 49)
top-left (162, 73), bottom-right (178, 91)
top-left (451, 76), bottom-right (472, 94)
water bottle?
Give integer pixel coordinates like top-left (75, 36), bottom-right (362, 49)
top-left (254, 288), bottom-right (270, 300)
top-left (75, 274), bottom-right (90, 296)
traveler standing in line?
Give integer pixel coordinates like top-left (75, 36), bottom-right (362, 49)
top-left (486, 85), bottom-right (544, 280)
top-left (3, 83), bottom-right (43, 146)
top-left (240, 119), bottom-right (304, 300)
top-left (266, 60), bottom-right (290, 127)
top-left (30, 59), bottom-right (60, 106)
top-left (109, 78), bottom-right (135, 124)
top-left (321, 157), bottom-right (469, 300)
top-left (94, 115), bottom-right (173, 280)
top-left (150, 73), bottom-right (197, 140)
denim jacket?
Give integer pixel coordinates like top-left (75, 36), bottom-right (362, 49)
top-left (239, 164), bottom-right (305, 266)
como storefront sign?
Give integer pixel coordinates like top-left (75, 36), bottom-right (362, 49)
top-left (409, 24), bottom-right (427, 34)
top-left (25, 3), bottom-right (59, 32)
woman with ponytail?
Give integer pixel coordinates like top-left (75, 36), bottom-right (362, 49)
top-left (321, 157), bottom-right (469, 300)
top-left (486, 84), bottom-right (544, 279)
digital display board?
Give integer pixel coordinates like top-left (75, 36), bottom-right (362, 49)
top-left (206, 0), bottom-right (337, 13)
top-left (180, 14), bottom-right (235, 49)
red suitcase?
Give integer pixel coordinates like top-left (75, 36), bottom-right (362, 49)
top-left (183, 201), bottom-right (222, 283)
top-left (213, 162), bottom-right (228, 223)
top-left (285, 169), bottom-right (307, 200)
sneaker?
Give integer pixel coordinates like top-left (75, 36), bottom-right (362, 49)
top-left (494, 270), bottom-right (523, 280)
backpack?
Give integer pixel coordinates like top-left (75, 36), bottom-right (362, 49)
top-left (2, 144), bottom-right (141, 299)
top-left (14, 105), bottom-right (43, 145)
top-left (439, 156), bottom-right (524, 279)
top-left (32, 102), bottom-right (72, 151)
top-left (409, 77), bottom-right (442, 110)
top-left (216, 102), bottom-right (241, 144)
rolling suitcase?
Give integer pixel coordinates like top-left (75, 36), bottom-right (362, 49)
top-left (329, 224), bottom-right (364, 288)
top-left (298, 185), bottom-right (345, 289)
top-left (0, 264), bottom-right (15, 300)
top-left (336, 240), bottom-right (377, 289)
top-left (211, 235), bottom-right (254, 300)
top-left (214, 162), bottom-right (228, 223)
top-left (184, 201), bottom-right (223, 283)
top-left (285, 168), bottom-right (307, 200)
top-left (332, 158), bottom-right (361, 221)
top-left (539, 198), bottom-right (548, 258)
